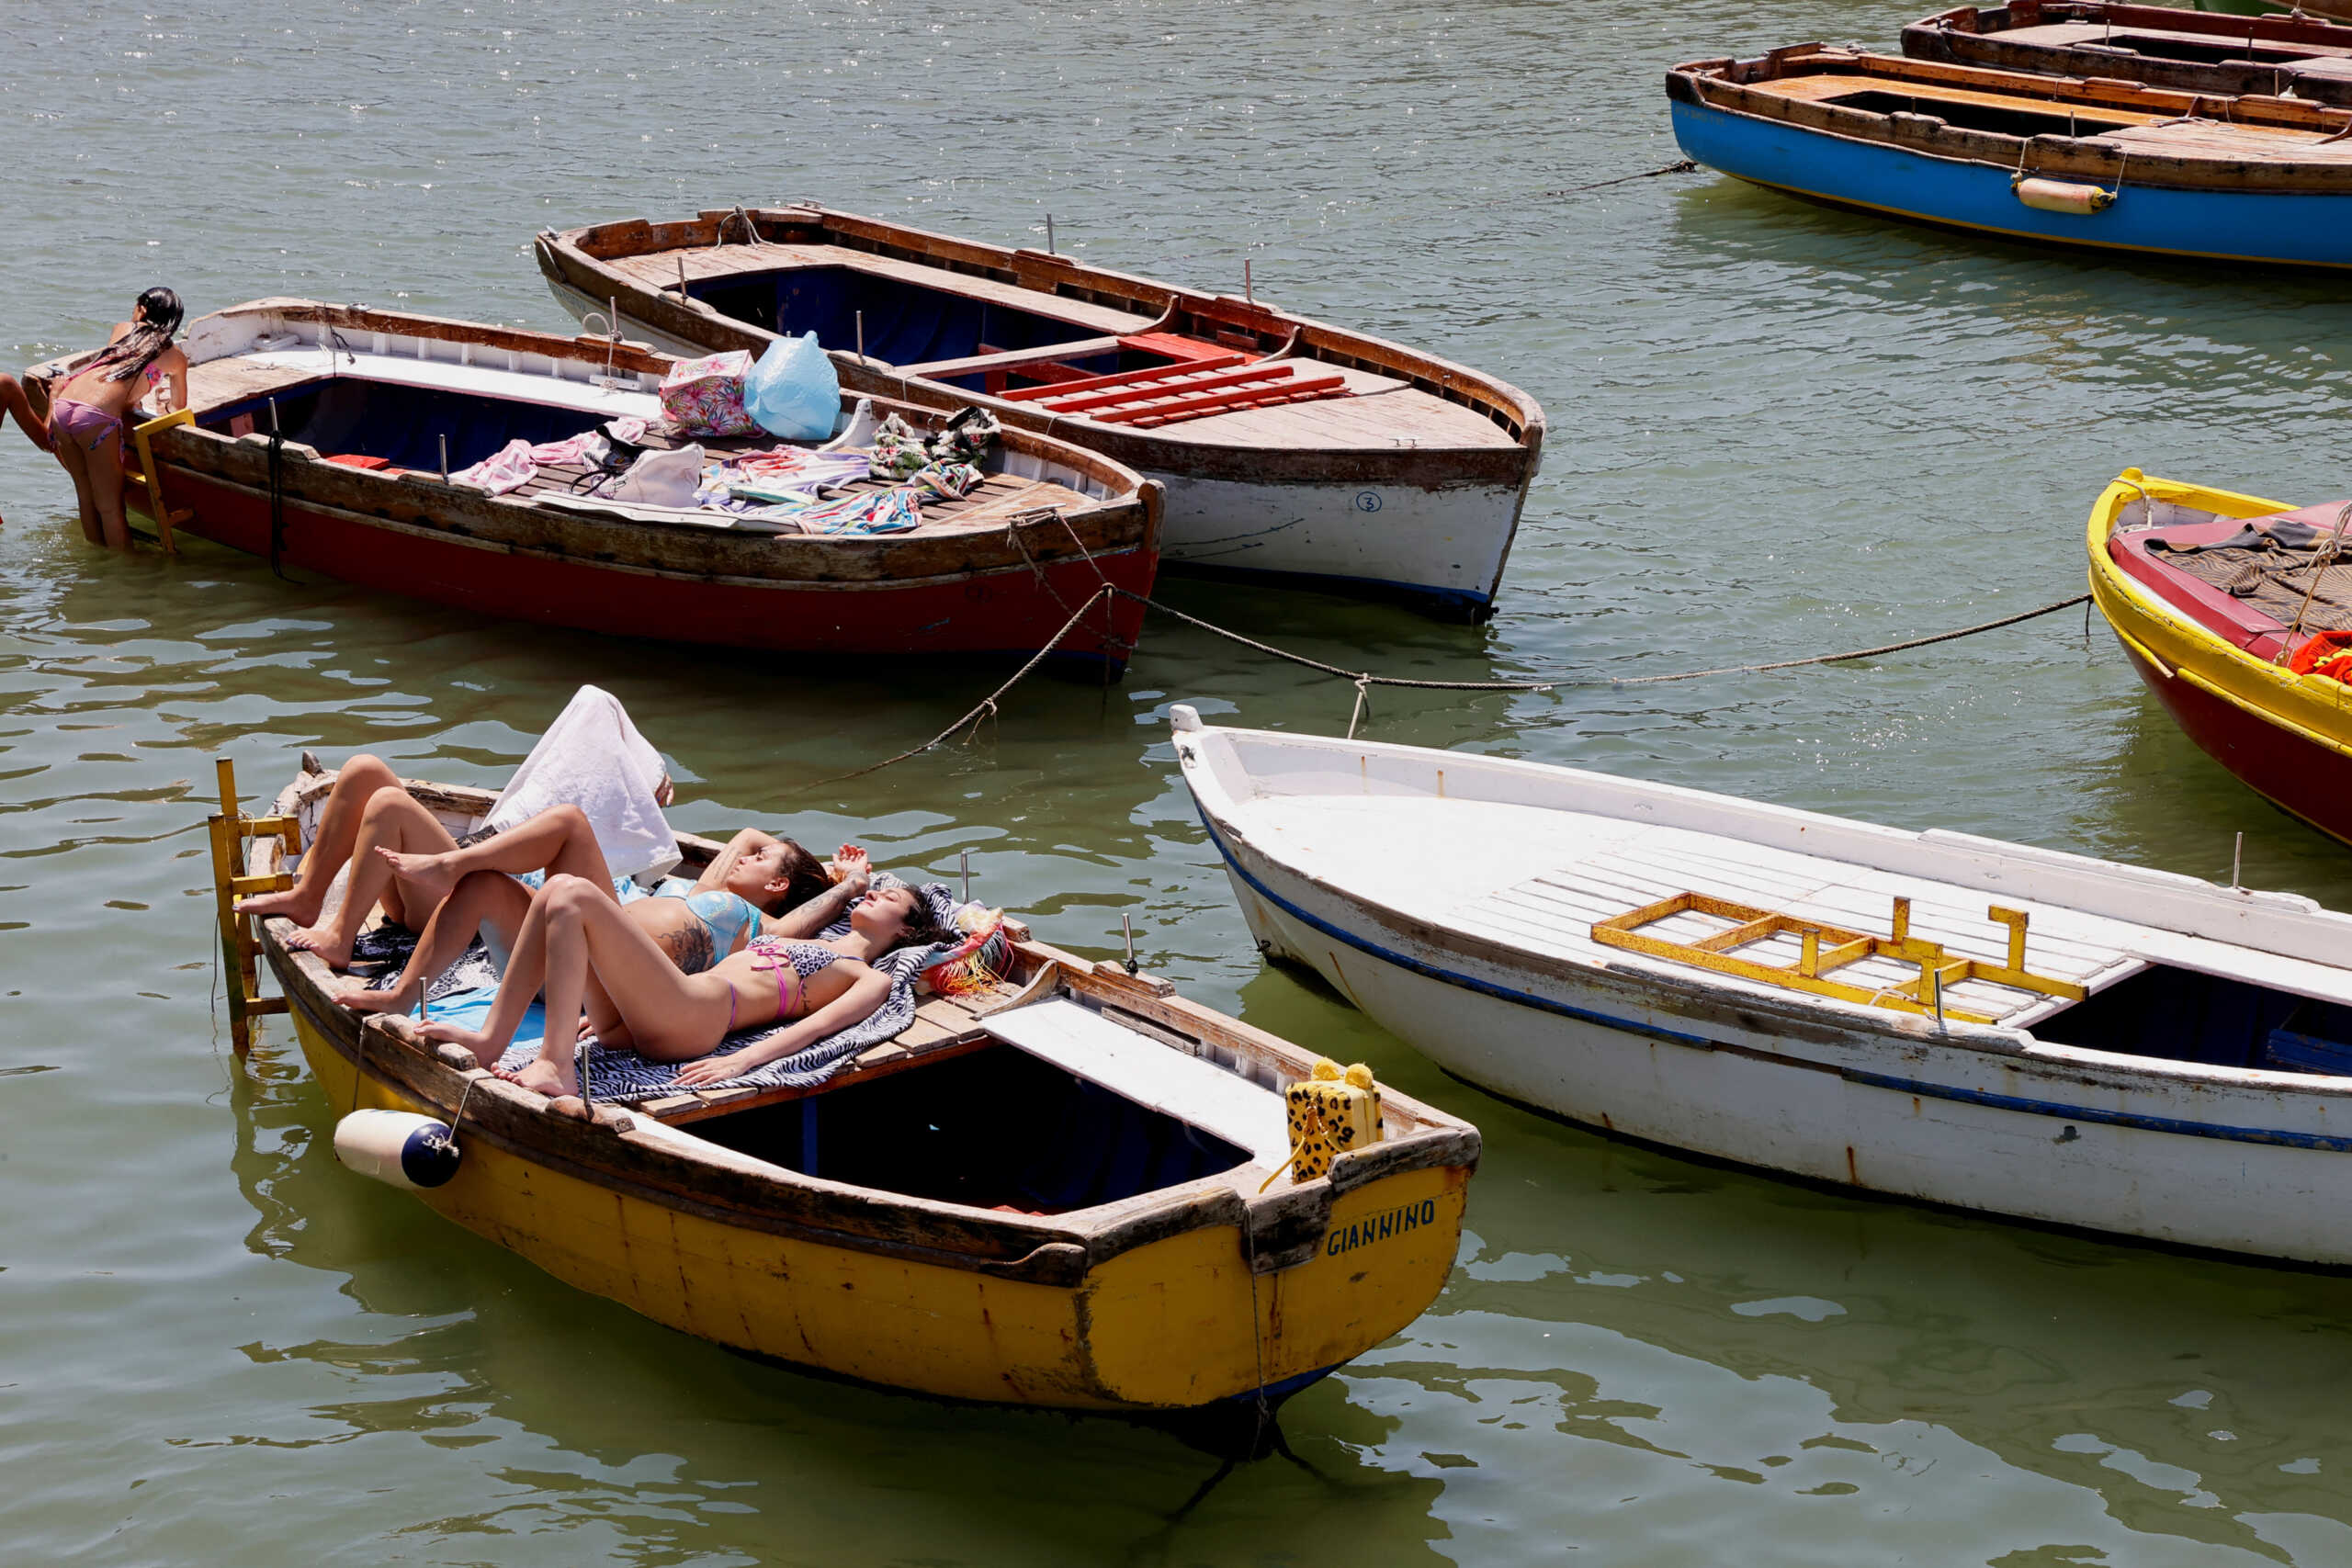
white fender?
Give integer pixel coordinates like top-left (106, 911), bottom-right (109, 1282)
top-left (2013, 176), bottom-right (2116, 215)
top-left (334, 1109), bottom-right (462, 1190)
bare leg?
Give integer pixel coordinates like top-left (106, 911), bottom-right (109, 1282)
top-left (237, 756), bottom-right (402, 924)
top-left (331, 868), bottom-right (531, 1016)
top-left (50, 421), bottom-right (104, 546)
top-left (373, 802), bottom-right (616, 917)
top-left (284, 785), bottom-right (461, 966)
top-left (85, 423), bottom-right (131, 550)
top-left (0, 375), bottom-right (52, 456)
top-left (419, 875), bottom-right (724, 1091)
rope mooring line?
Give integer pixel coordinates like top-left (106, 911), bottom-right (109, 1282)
top-left (1117, 586), bottom-right (2092, 692)
top-left (780, 585), bottom-right (2091, 793)
top-left (1473, 159), bottom-right (1701, 206)
top-left (1600, 592), bottom-right (2091, 685)
top-left (782, 586), bottom-right (1121, 794)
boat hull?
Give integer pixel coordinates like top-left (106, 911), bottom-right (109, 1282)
top-left (279, 981), bottom-right (1469, 1412)
top-left (1668, 95), bottom-right (2352, 268)
top-left (541, 276), bottom-right (1532, 621)
top-left (135, 461), bottom-right (1154, 670)
top-left (2086, 479), bottom-right (2352, 844)
top-left (1189, 801), bottom-right (2352, 1268)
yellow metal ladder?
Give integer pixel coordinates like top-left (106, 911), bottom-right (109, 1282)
top-left (206, 759), bottom-right (300, 1053)
top-left (127, 408), bottom-right (196, 553)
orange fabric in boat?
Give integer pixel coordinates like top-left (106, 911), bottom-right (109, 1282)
top-left (323, 454), bottom-right (399, 471)
top-left (2290, 629), bottom-right (2352, 682)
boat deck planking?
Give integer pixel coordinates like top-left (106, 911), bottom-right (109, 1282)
top-left (1152, 376), bottom-right (1521, 451)
top-left (1735, 57), bottom-right (2352, 160)
top-left (185, 355), bottom-right (339, 410)
top-left (1233, 793), bottom-right (2352, 1028)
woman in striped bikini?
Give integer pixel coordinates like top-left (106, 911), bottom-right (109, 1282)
top-left (418, 878), bottom-right (948, 1104)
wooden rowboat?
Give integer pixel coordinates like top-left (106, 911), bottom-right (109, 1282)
top-left (76, 299), bottom-right (1159, 671)
top-left (1668, 48), bottom-right (2352, 267)
top-left (534, 205), bottom-right (1545, 620)
top-left (1906, 3), bottom-right (2352, 103)
top-left (206, 761), bottom-right (1479, 1415)
top-left (2087, 468), bottom-right (2352, 844)
top-left (1173, 705), bottom-right (2352, 1266)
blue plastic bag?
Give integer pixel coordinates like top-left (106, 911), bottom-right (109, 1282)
top-left (741, 332), bottom-right (841, 441)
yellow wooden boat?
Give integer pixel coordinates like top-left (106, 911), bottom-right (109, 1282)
top-left (2087, 468), bottom-right (2352, 843)
top-left (203, 761), bottom-right (1478, 1416)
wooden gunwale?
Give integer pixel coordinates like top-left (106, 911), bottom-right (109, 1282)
top-left (133, 300), bottom-right (1156, 589)
top-left (535, 206), bottom-right (1547, 488)
top-left (249, 771), bottom-right (1480, 1285)
top-left (1670, 48), bottom-right (2352, 193)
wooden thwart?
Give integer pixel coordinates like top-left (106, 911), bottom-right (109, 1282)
top-left (1590, 890), bottom-right (2087, 1024)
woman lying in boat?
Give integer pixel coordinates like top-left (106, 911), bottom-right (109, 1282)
top-left (34, 288), bottom-right (187, 549)
top-left (328, 801), bottom-right (872, 1015)
top-left (237, 754), bottom-right (845, 967)
top-left (418, 875), bottom-right (949, 1100)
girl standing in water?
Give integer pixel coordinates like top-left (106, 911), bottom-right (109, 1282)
top-left (39, 288), bottom-right (187, 548)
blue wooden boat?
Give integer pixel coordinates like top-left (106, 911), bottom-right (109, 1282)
top-left (1668, 47), bottom-right (2352, 268)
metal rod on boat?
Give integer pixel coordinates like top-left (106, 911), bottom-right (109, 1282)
top-left (855, 310), bottom-right (865, 364)
top-left (1930, 968), bottom-right (1945, 1029)
top-left (1122, 914), bottom-right (1139, 976)
top-left (1046, 213), bottom-right (1056, 255)
top-left (959, 851), bottom-right (969, 903)
top-left (438, 434), bottom-right (448, 481)
top-left (267, 397), bottom-right (278, 434)
top-left (2233, 832), bottom-right (2245, 891)
top-left (1244, 259), bottom-right (1253, 304)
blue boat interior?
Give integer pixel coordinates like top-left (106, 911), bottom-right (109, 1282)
top-left (2034, 964), bottom-right (2352, 1076)
top-left (199, 378), bottom-right (607, 472)
top-left (689, 1043), bottom-right (1251, 1213)
top-left (684, 265), bottom-right (1178, 392)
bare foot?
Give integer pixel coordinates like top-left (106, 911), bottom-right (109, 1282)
top-left (236, 886), bottom-right (320, 923)
top-left (329, 976), bottom-right (413, 1015)
top-left (281, 922), bottom-right (354, 968)
top-left (511, 1055), bottom-right (581, 1100)
top-left (416, 1019), bottom-right (501, 1070)
top-left (373, 844), bottom-right (457, 911)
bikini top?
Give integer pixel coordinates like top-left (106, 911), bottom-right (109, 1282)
top-left (676, 887), bottom-right (762, 958)
top-left (744, 937), bottom-right (842, 1023)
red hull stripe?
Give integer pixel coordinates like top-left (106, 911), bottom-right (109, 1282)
top-left (155, 470), bottom-right (1153, 662)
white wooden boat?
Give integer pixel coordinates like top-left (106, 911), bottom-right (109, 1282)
top-left (1172, 705), bottom-right (2352, 1265)
top-left (535, 205), bottom-right (1546, 620)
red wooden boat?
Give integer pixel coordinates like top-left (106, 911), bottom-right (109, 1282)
top-left (2088, 469), bottom-right (2352, 841)
top-left (68, 299), bottom-right (1159, 672)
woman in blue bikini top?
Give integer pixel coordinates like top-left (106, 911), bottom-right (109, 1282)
top-left (340, 805), bottom-right (855, 1021)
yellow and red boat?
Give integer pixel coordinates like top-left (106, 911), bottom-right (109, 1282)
top-left (203, 761), bottom-right (1479, 1418)
top-left (2087, 468), bottom-right (2352, 842)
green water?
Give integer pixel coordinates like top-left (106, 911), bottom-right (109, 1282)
top-left (11, 1), bottom-right (2352, 1562)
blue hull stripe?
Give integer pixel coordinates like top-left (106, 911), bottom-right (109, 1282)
top-left (1669, 97), bottom-right (2352, 269)
top-left (1193, 808), bottom-right (2352, 1154)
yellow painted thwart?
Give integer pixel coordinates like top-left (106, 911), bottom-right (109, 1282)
top-left (293, 1008), bottom-right (1466, 1410)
